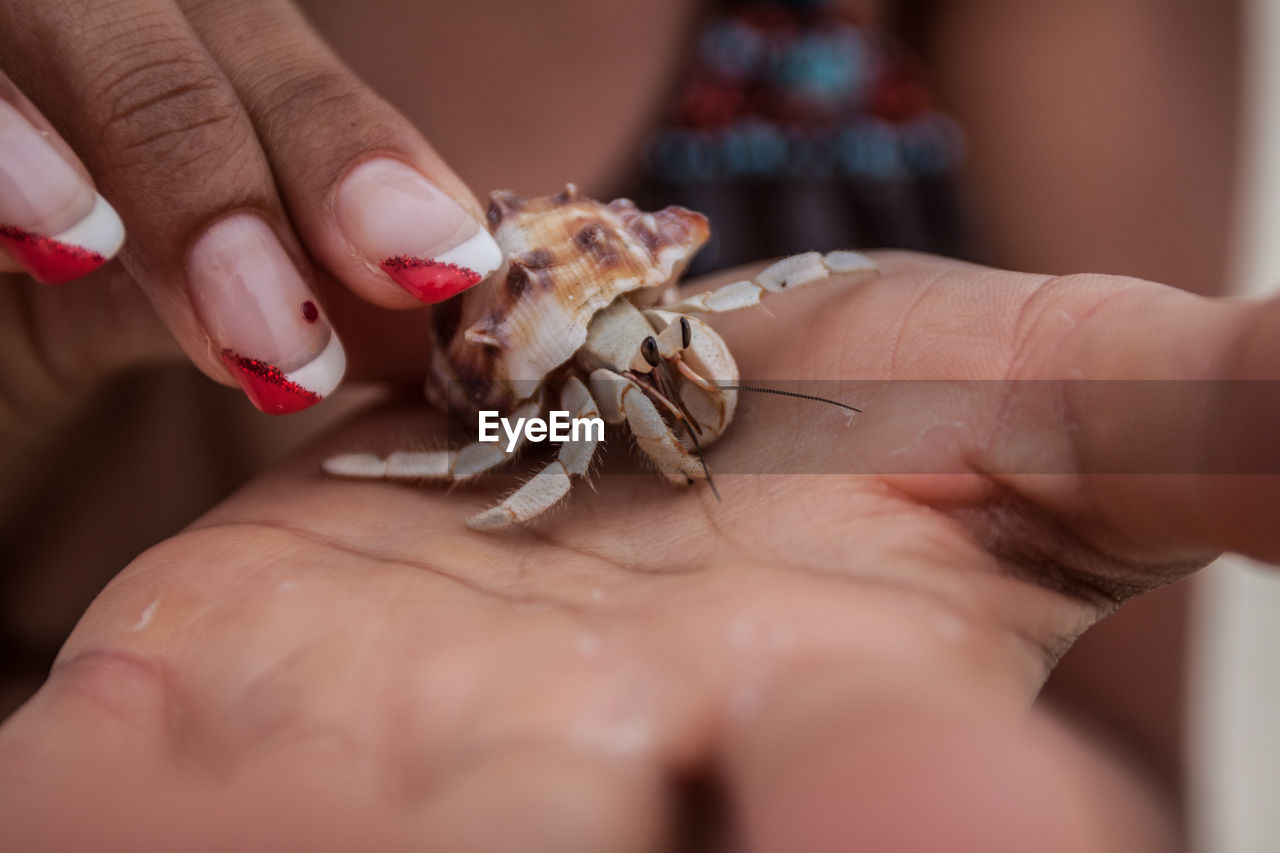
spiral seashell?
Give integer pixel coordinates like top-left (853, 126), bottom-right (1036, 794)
top-left (425, 184), bottom-right (710, 418)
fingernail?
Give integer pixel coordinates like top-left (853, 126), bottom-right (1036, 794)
top-left (188, 214), bottom-right (346, 415)
top-left (335, 157), bottom-right (501, 303)
top-left (0, 100), bottom-right (124, 284)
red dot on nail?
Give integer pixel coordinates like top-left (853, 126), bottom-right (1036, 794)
top-left (301, 301), bottom-right (319, 323)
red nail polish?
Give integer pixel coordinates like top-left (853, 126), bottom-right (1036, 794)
top-left (221, 349), bottom-right (322, 415)
top-left (0, 225), bottom-right (107, 284)
top-left (381, 256), bottom-right (481, 304)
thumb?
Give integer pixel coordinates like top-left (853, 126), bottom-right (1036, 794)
top-left (1012, 272), bottom-right (1280, 561)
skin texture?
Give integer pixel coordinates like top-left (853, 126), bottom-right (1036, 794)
top-left (2, 252), bottom-right (1274, 848)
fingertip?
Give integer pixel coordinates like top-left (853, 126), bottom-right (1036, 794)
top-left (334, 157), bottom-right (501, 305)
top-left (187, 213), bottom-right (347, 415)
top-left (0, 95), bottom-right (125, 284)
top-left (169, 0), bottom-right (501, 311)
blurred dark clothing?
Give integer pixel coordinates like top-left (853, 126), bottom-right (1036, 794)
top-left (630, 0), bottom-right (976, 272)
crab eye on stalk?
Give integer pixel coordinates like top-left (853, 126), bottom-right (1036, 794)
top-left (653, 316), bottom-right (691, 359)
top-left (641, 336), bottom-right (661, 367)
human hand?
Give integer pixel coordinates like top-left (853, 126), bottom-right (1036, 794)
top-left (0, 0), bottom-right (502, 427)
top-left (4, 252), bottom-right (1272, 849)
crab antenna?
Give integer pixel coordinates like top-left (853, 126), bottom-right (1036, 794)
top-left (720, 385), bottom-right (862, 414)
top-left (625, 368), bottom-right (721, 500)
top-left (654, 360), bottom-right (703, 435)
top-left (626, 369), bottom-right (702, 436)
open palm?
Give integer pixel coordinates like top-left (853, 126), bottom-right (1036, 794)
top-left (5, 252), bottom-right (1271, 851)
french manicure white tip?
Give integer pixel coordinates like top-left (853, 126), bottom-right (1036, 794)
top-left (284, 331), bottom-right (347, 399)
top-left (53, 194), bottom-right (125, 259)
top-left (435, 227), bottom-right (503, 279)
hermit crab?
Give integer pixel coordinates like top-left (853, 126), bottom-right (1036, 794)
top-left (322, 185), bottom-right (877, 530)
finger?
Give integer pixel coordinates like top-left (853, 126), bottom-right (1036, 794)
top-left (725, 670), bottom-right (1177, 852)
top-left (180, 0), bottom-right (502, 308)
top-left (979, 262), bottom-right (1280, 561)
top-left (0, 74), bottom-right (124, 283)
top-left (1, 0), bottom-right (346, 415)
top-left (1069, 289), bottom-right (1280, 560)
top-left (766, 251), bottom-right (1276, 562)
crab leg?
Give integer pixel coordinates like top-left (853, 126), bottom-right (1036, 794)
top-left (589, 368), bottom-right (706, 485)
top-left (322, 396), bottom-right (544, 481)
top-left (467, 377), bottom-right (602, 530)
top-left (665, 250), bottom-right (877, 315)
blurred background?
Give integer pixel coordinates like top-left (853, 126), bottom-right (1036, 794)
top-left (2, 0), bottom-right (1273, 848)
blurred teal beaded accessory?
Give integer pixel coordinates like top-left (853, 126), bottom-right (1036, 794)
top-left (634, 0), bottom-right (973, 272)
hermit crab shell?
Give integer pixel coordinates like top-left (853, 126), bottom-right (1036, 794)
top-left (425, 185), bottom-right (710, 418)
